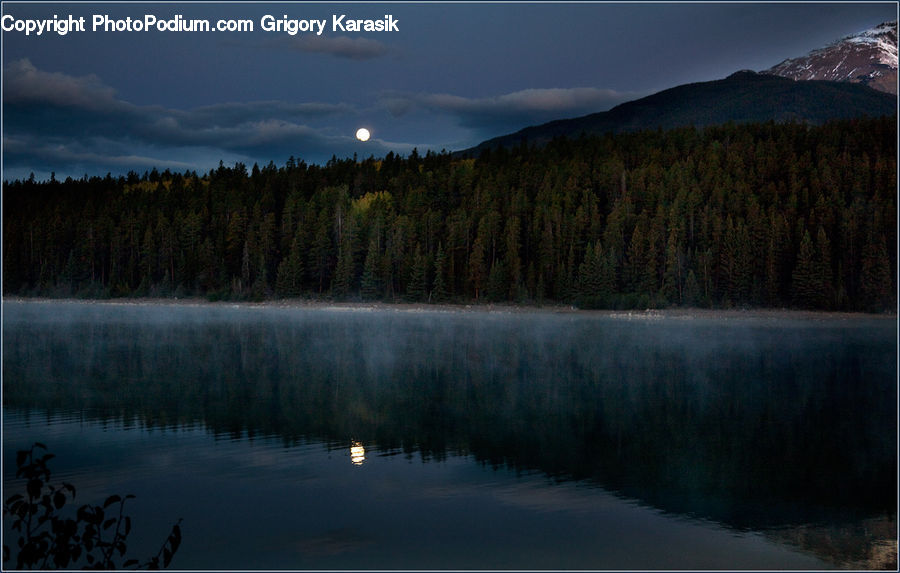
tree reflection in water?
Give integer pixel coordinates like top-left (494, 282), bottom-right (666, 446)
top-left (3, 302), bottom-right (896, 567)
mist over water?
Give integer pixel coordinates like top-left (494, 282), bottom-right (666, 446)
top-left (3, 300), bottom-right (896, 569)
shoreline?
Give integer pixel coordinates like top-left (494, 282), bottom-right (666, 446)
top-left (3, 296), bottom-right (896, 322)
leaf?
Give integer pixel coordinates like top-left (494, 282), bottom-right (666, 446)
top-left (103, 518), bottom-right (117, 530)
top-left (163, 547), bottom-right (172, 568)
top-left (63, 482), bottom-right (77, 497)
top-left (16, 450), bottom-right (28, 468)
top-left (26, 479), bottom-right (42, 499)
top-left (124, 516), bottom-right (132, 536)
top-left (103, 495), bottom-right (121, 508)
top-left (54, 490), bottom-right (66, 510)
top-left (169, 524), bottom-right (182, 553)
top-left (54, 550), bottom-right (70, 568)
top-left (34, 442), bottom-right (46, 450)
top-left (123, 559), bottom-right (138, 568)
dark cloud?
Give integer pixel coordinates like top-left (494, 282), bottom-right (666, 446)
top-left (276, 35), bottom-right (390, 60)
top-left (2, 59), bottom-right (384, 178)
top-left (186, 101), bottom-right (352, 126)
top-left (1, 58), bottom-right (637, 179)
top-left (3, 59), bottom-right (120, 109)
top-left (3, 133), bottom-right (198, 172)
top-left (380, 87), bottom-right (639, 133)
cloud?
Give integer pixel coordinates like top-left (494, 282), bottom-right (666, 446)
top-left (1, 60), bottom-right (633, 180)
top-left (275, 35), bottom-right (390, 60)
top-left (3, 59), bottom-right (121, 110)
top-left (186, 101), bottom-right (352, 127)
top-left (5, 136), bottom-right (197, 171)
top-left (380, 87), bottom-right (638, 132)
top-left (1, 59), bottom-right (377, 178)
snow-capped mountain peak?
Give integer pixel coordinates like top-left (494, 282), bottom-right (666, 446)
top-left (763, 21), bottom-right (898, 94)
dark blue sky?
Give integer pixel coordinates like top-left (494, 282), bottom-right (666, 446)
top-left (2, 2), bottom-right (896, 180)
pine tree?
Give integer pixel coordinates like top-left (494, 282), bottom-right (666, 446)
top-left (792, 230), bottom-right (818, 308)
top-left (860, 232), bottom-right (892, 311)
top-left (486, 259), bottom-right (507, 302)
top-left (240, 240), bottom-right (251, 297)
top-left (599, 248), bottom-right (617, 301)
top-left (360, 237), bottom-right (381, 300)
top-left (328, 187), bottom-right (356, 300)
top-left (469, 233), bottom-right (487, 300)
top-left (275, 233), bottom-right (304, 297)
top-left (577, 242), bottom-right (603, 298)
top-left (683, 269), bottom-right (701, 307)
top-left (504, 217), bottom-right (522, 301)
top-left (814, 226), bottom-right (834, 310)
top-left (662, 229), bottom-right (683, 305)
top-left (431, 243), bottom-right (448, 303)
top-left (251, 254), bottom-right (268, 301)
top-left (625, 217), bottom-right (647, 294)
top-left (332, 231), bottom-right (355, 300)
top-left (406, 244), bottom-right (428, 302)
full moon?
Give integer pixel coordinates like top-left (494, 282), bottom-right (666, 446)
top-left (355, 128), bottom-right (370, 142)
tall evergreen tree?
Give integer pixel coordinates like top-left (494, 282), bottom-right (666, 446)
top-left (662, 229), bottom-right (683, 305)
top-left (792, 230), bottom-right (818, 308)
top-left (360, 237), bottom-right (381, 301)
top-left (275, 233), bottom-right (304, 297)
top-left (431, 244), bottom-right (448, 303)
top-left (860, 232), bottom-right (892, 311)
top-left (407, 244), bottom-right (428, 302)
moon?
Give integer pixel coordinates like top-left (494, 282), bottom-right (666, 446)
top-left (355, 128), bottom-right (371, 142)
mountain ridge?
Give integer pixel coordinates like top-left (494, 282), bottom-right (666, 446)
top-left (458, 21), bottom-right (898, 156)
top-left (457, 71), bottom-right (896, 156)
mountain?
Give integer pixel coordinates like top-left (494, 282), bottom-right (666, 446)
top-left (764, 21), bottom-right (898, 95)
top-left (458, 71), bottom-right (896, 156)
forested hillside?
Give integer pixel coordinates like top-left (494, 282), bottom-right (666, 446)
top-left (3, 117), bottom-right (896, 311)
top-left (461, 72), bottom-right (898, 156)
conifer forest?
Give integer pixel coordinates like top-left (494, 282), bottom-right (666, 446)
top-left (3, 117), bottom-right (896, 311)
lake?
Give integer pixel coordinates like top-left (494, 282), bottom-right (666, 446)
top-left (2, 300), bottom-right (896, 569)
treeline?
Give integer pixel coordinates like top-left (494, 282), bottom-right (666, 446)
top-left (3, 116), bottom-right (896, 310)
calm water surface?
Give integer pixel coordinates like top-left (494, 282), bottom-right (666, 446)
top-left (2, 300), bottom-right (896, 569)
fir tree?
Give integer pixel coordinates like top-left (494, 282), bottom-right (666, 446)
top-left (792, 230), bottom-right (818, 308)
top-left (275, 233), bottom-right (304, 297)
top-left (406, 244), bottom-right (428, 302)
top-left (861, 232), bottom-right (892, 311)
top-left (360, 237), bottom-right (381, 301)
top-left (431, 244), bottom-right (448, 303)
